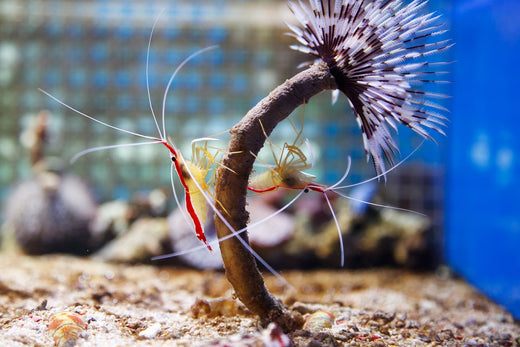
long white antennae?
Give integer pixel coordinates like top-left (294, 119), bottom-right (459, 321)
top-left (326, 156), bottom-right (352, 191)
top-left (146, 9), bottom-right (167, 140)
top-left (331, 189), bottom-right (426, 216)
top-left (323, 192), bottom-right (345, 267)
top-left (152, 189), bottom-right (305, 262)
top-left (38, 88), bottom-right (158, 141)
top-left (191, 137), bottom-right (219, 144)
top-left (333, 140), bottom-right (425, 190)
top-left (161, 45), bottom-right (219, 139)
top-left (70, 140), bottom-right (160, 163)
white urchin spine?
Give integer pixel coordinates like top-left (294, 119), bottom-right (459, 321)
top-left (287, 0), bottom-right (452, 175)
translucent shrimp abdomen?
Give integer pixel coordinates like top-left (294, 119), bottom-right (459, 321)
top-left (181, 160), bottom-right (208, 225)
top-left (248, 170), bottom-right (281, 192)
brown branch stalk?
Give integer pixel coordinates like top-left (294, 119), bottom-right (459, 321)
top-left (214, 62), bottom-right (337, 328)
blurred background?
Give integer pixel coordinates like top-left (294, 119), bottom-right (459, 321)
top-left (0, 0), bottom-right (518, 316)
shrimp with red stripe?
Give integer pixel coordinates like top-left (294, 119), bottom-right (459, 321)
top-left (39, 15), bottom-right (219, 251)
top-left (248, 107), bottom-right (423, 267)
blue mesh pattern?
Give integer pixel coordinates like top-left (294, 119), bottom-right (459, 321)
top-left (0, 0), bottom-right (447, 237)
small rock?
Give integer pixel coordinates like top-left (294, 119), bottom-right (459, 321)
top-left (138, 323), bottom-right (162, 339)
top-left (94, 218), bottom-right (170, 263)
top-left (4, 169), bottom-right (98, 255)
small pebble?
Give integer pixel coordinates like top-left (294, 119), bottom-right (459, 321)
top-left (138, 323), bottom-right (162, 339)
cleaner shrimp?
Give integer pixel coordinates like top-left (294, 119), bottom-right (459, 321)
top-left (39, 13), bottom-right (295, 286)
top-left (248, 108), bottom-right (424, 267)
top-left (39, 13), bottom-right (222, 251)
top-left (248, 105), bottom-right (319, 194)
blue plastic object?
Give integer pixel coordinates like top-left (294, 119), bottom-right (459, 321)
top-left (447, 0), bottom-right (520, 319)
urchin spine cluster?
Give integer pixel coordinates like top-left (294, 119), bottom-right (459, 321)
top-left (287, 0), bottom-right (452, 175)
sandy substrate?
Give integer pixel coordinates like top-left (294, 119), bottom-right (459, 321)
top-left (0, 253), bottom-right (518, 346)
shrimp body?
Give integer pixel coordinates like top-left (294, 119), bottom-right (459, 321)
top-left (180, 160), bottom-right (208, 224)
top-left (248, 113), bottom-right (321, 193)
top-left (249, 163), bottom-right (318, 193)
top-left (246, 110), bottom-right (418, 267)
top-left (161, 140), bottom-right (212, 250)
top-left (248, 170), bottom-right (279, 193)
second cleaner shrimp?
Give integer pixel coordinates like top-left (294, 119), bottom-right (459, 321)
top-left (248, 108), bottom-right (423, 267)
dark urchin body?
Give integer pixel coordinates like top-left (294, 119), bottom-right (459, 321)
top-left (4, 172), bottom-right (97, 255)
top-left (287, 0), bottom-right (452, 175)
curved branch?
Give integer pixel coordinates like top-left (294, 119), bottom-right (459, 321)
top-left (214, 62), bottom-right (337, 327)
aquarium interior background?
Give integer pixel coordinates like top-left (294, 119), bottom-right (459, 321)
top-left (0, 0), bottom-right (517, 317)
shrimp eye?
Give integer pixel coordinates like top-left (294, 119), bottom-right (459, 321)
top-left (171, 155), bottom-right (177, 162)
top-left (304, 188), bottom-right (309, 193)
